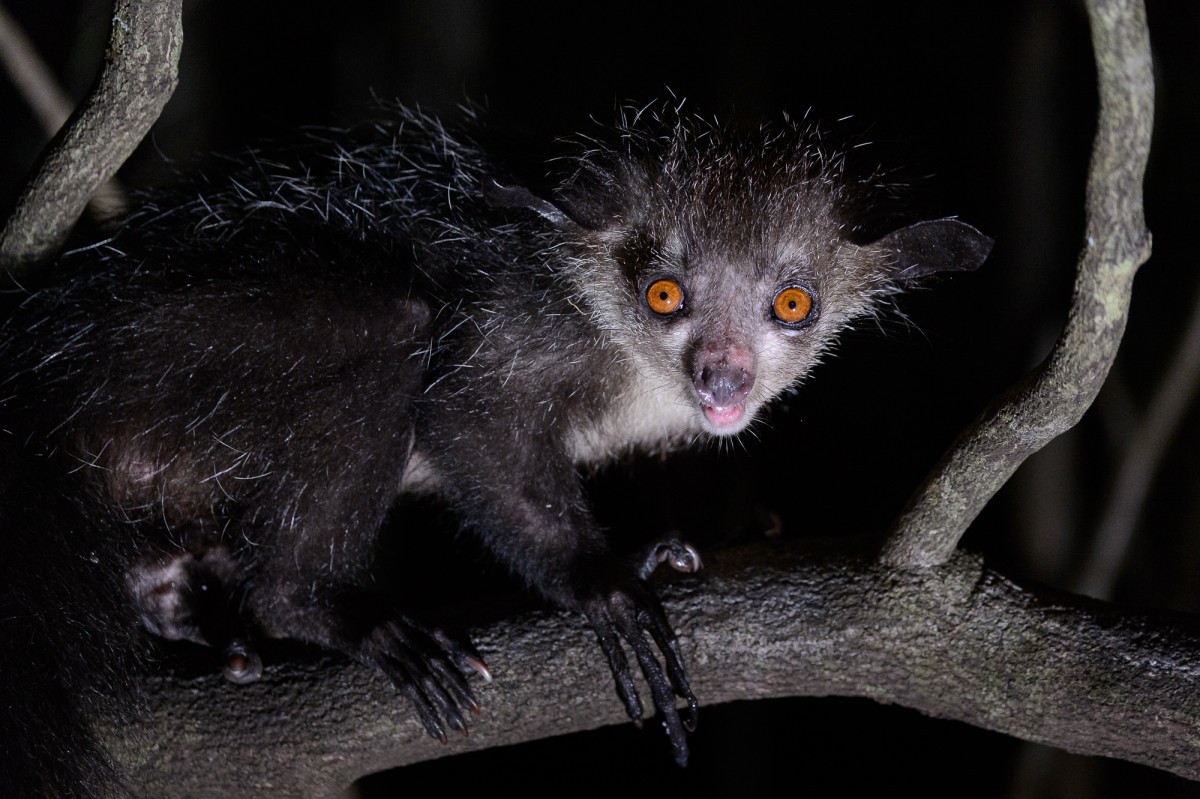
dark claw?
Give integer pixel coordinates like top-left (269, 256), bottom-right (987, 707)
top-left (463, 656), bottom-right (492, 686)
top-left (638, 537), bottom-right (703, 580)
top-left (430, 628), bottom-right (492, 687)
top-left (582, 577), bottom-right (697, 766)
top-left (637, 595), bottom-right (698, 734)
top-left (222, 639), bottom-right (263, 684)
top-left (360, 614), bottom-right (484, 742)
top-left (591, 607), bottom-right (644, 723)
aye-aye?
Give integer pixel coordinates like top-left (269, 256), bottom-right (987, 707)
top-left (0, 105), bottom-right (991, 795)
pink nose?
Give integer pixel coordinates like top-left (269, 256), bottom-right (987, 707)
top-left (691, 340), bottom-right (756, 408)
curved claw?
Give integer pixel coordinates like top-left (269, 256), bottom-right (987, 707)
top-left (590, 607), bottom-right (644, 725)
top-left (638, 537), bottom-right (703, 580)
top-left (636, 593), bottom-right (698, 734)
top-left (222, 639), bottom-right (263, 684)
top-left (582, 579), bottom-right (697, 766)
top-left (360, 614), bottom-right (485, 741)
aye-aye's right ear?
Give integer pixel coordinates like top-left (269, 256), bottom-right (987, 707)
top-left (870, 218), bottom-right (994, 281)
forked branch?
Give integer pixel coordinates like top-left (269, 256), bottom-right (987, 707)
top-left (880, 0), bottom-right (1154, 568)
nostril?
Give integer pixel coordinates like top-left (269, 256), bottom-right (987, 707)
top-left (696, 362), bottom-right (752, 407)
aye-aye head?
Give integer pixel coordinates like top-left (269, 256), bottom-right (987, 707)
top-left (489, 111), bottom-right (992, 437)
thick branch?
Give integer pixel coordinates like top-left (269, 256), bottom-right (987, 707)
top-left (106, 539), bottom-right (1200, 798)
top-left (881, 0), bottom-right (1154, 567)
top-left (0, 0), bottom-right (181, 275)
top-left (0, 3), bottom-right (129, 220)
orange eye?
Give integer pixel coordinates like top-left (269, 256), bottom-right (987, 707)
top-left (646, 279), bottom-right (684, 315)
top-left (773, 286), bottom-right (813, 324)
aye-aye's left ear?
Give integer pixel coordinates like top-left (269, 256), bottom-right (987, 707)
top-left (871, 218), bottom-right (994, 280)
top-left (484, 177), bottom-right (630, 233)
top-left (483, 178), bottom-right (574, 227)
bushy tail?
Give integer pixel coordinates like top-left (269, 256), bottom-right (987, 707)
top-left (0, 466), bottom-right (145, 798)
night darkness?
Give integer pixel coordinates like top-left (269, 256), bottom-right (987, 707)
top-left (3, 2), bottom-right (1200, 797)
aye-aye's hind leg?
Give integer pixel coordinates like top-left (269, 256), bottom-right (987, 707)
top-left (247, 571), bottom-right (490, 740)
top-left (243, 433), bottom-right (488, 740)
top-left (127, 539), bottom-right (263, 684)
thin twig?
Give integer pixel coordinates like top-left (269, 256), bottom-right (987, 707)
top-left (1074, 274), bottom-right (1200, 598)
top-left (0, 3), bottom-right (74, 134)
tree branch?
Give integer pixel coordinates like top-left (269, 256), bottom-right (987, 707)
top-left (8, 2), bottom-right (1186, 797)
top-left (106, 539), bottom-right (1200, 798)
top-left (0, 0), bottom-right (180, 276)
top-left (880, 0), bottom-right (1154, 568)
top-left (0, 3), bottom-right (128, 220)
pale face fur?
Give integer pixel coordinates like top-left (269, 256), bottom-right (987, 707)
top-left (560, 131), bottom-right (898, 464)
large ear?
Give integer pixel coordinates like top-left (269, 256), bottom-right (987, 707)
top-left (871, 218), bottom-right (994, 280)
top-left (483, 176), bottom-right (630, 233)
top-left (482, 178), bottom-right (574, 227)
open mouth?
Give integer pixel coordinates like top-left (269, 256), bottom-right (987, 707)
top-left (703, 403), bottom-right (745, 430)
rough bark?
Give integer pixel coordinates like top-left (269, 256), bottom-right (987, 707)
top-left (0, 0), bottom-right (181, 275)
top-left (105, 540), bottom-right (1200, 798)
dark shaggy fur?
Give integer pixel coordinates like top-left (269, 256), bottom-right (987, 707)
top-left (0, 104), bottom-right (990, 796)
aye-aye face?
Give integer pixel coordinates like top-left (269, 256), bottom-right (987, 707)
top-left (562, 139), bottom-right (905, 438)
top-left (500, 114), bottom-right (991, 441)
top-left (572, 212), bottom-right (897, 436)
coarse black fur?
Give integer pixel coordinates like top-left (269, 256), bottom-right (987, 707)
top-left (0, 104), bottom-right (991, 796)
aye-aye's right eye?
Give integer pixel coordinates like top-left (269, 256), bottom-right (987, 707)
top-left (645, 279), bottom-right (685, 315)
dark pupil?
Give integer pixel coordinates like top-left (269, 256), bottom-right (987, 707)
top-left (787, 300), bottom-right (797, 310)
top-left (658, 291), bottom-right (669, 302)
